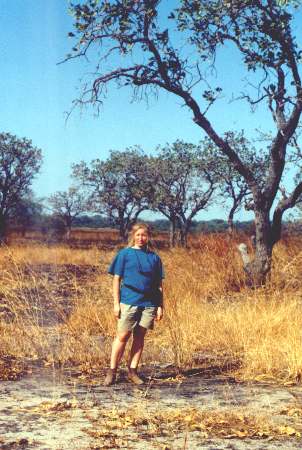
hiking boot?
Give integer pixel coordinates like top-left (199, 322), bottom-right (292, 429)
top-left (127, 368), bottom-right (144, 385)
top-left (103, 368), bottom-right (117, 386)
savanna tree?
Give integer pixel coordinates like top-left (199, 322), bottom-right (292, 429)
top-left (0, 132), bottom-right (42, 240)
top-left (48, 187), bottom-right (88, 239)
top-left (66, 0), bottom-right (302, 284)
top-left (147, 141), bottom-right (216, 246)
top-left (72, 148), bottom-right (150, 240)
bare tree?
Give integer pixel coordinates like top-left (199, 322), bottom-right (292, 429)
top-left (48, 187), bottom-right (88, 239)
top-left (65, 0), bottom-right (302, 284)
top-left (0, 132), bottom-right (42, 240)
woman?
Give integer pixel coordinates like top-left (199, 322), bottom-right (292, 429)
top-left (104, 223), bottom-right (164, 386)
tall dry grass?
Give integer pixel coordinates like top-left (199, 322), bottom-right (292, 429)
top-left (0, 234), bottom-right (302, 382)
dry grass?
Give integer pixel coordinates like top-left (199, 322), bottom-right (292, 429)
top-left (84, 404), bottom-right (302, 442)
top-left (11, 397), bottom-right (302, 448)
top-left (1, 234), bottom-right (302, 383)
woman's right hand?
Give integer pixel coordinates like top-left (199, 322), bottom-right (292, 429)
top-left (114, 303), bottom-right (121, 319)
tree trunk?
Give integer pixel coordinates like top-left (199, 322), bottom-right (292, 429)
top-left (64, 226), bottom-right (71, 241)
top-left (64, 218), bottom-right (72, 241)
top-left (169, 219), bottom-right (177, 247)
top-left (0, 216), bottom-right (7, 244)
top-left (245, 210), bottom-right (272, 286)
top-left (178, 226), bottom-right (188, 247)
top-left (227, 207), bottom-right (236, 234)
top-left (176, 217), bottom-right (192, 248)
top-left (117, 210), bottom-right (128, 242)
top-left (119, 222), bottom-right (128, 242)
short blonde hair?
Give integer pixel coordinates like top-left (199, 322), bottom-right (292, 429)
top-left (128, 223), bottom-right (153, 249)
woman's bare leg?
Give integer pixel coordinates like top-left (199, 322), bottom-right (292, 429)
top-left (128, 325), bottom-right (147, 369)
top-left (104, 330), bottom-right (132, 386)
top-left (110, 330), bottom-right (131, 369)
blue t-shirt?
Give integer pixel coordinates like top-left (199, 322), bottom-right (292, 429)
top-left (108, 247), bottom-right (164, 307)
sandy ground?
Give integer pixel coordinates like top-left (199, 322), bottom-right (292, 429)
top-left (1, 365), bottom-right (302, 449)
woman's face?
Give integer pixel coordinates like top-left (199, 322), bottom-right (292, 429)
top-left (133, 228), bottom-right (149, 248)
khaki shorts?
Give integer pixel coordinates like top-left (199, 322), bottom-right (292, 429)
top-left (118, 304), bottom-right (157, 333)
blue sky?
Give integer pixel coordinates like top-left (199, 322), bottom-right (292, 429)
top-left (1, 1), bottom-right (301, 221)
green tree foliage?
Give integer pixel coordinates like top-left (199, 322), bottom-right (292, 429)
top-left (0, 133), bottom-right (42, 240)
top-left (148, 141), bottom-right (217, 246)
top-left (66, 0), bottom-right (302, 284)
top-left (72, 148), bottom-right (150, 240)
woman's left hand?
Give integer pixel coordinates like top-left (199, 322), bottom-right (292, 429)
top-left (156, 306), bottom-right (163, 321)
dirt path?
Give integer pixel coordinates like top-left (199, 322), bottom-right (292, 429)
top-left (1, 365), bottom-right (302, 449)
